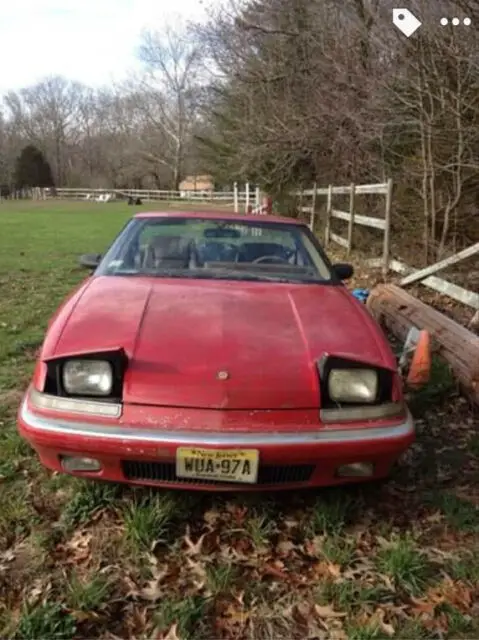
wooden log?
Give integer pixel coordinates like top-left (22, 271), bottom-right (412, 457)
top-left (366, 283), bottom-right (479, 405)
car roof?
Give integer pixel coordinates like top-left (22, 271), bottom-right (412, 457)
top-left (134, 210), bottom-right (306, 225)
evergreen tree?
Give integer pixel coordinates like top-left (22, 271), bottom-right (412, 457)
top-left (14, 145), bottom-right (54, 189)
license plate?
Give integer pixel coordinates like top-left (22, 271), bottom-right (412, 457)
top-left (176, 447), bottom-right (259, 484)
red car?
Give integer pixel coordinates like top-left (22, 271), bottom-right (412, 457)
top-left (18, 211), bottom-right (414, 491)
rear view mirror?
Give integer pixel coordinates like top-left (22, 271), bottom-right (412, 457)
top-left (333, 262), bottom-right (354, 280)
top-left (79, 253), bottom-right (102, 269)
top-left (204, 227), bottom-right (241, 239)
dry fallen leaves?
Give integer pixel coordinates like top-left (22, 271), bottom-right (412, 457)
top-left (311, 560), bottom-right (342, 580)
top-left (183, 526), bottom-right (206, 555)
top-left (153, 622), bottom-right (181, 640)
top-left (314, 604), bottom-right (347, 619)
top-left (369, 607), bottom-right (395, 637)
top-left (56, 529), bottom-right (93, 564)
top-left (226, 503), bottom-right (248, 526)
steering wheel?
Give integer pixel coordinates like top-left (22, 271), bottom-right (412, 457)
top-left (252, 254), bottom-right (290, 264)
top-left (252, 249), bottom-right (294, 264)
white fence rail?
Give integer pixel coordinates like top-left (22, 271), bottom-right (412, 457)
top-left (23, 182), bottom-right (262, 213)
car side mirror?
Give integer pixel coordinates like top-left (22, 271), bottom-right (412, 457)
top-left (79, 253), bottom-right (102, 269)
top-left (333, 262), bottom-right (354, 280)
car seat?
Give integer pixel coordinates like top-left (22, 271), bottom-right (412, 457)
top-left (195, 241), bottom-right (238, 265)
top-left (236, 242), bottom-right (290, 263)
top-left (142, 235), bottom-right (190, 269)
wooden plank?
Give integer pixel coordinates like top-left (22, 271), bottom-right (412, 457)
top-left (347, 183), bottom-right (355, 256)
top-left (301, 182), bottom-right (388, 197)
top-left (355, 214), bottom-right (386, 230)
top-left (389, 260), bottom-right (479, 309)
top-left (354, 183), bottom-right (389, 195)
top-left (366, 284), bottom-right (479, 405)
top-left (366, 258), bottom-right (384, 269)
top-left (324, 185), bottom-right (333, 247)
top-left (309, 181), bottom-right (317, 232)
top-left (329, 186), bottom-right (353, 195)
top-left (383, 178), bottom-right (393, 276)
top-left (400, 242), bottom-right (479, 286)
top-left (330, 232), bottom-right (349, 248)
top-left (331, 208), bottom-right (350, 221)
top-left (331, 209), bottom-right (386, 230)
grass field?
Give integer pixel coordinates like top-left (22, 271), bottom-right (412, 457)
top-left (0, 200), bottom-right (478, 639)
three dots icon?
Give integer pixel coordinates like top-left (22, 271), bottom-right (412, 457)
top-left (440, 17), bottom-right (472, 26)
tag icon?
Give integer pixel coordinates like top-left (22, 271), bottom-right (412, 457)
top-left (393, 8), bottom-right (422, 37)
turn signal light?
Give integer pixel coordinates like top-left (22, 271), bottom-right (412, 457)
top-left (336, 462), bottom-right (373, 477)
top-left (61, 456), bottom-right (102, 473)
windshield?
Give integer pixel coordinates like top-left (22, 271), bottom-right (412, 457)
top-left (96, 217), bottom-right (333, 283)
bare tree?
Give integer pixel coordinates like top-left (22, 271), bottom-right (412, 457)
top-left (135, 23), bottom-right (202, 189)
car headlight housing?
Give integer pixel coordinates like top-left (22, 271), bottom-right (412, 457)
top-left (63, 360), bottom-right (113, 396)
top-left (328, 368), bottom-right (378, 404)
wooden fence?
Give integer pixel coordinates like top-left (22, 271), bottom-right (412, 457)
top-left (295, 179), bottom-right (393, 274)
top-left (293, 179), bottom-right (479, 326)
top-left (15, 183), bottom-right (261, 213)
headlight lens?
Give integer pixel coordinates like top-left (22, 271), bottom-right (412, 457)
top-left (328, 368), bottom-right (378, 403)
top-left (63, 360), bottom-right (113, 396)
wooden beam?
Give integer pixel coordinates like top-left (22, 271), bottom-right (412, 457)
top-left (366, 284), bottom-right (479, 405)
top-left (330, 232), bottom-right (349, 248)
top-left (356, 214), bottom-right (387, 230)
top-left (331, 209), bottom-right (386, 230)
top-left (300, 182), bottom-right (388, 197)
top-left (383, 178), bottom-right (393, 277)
top-left (355, 183), bottom-right (390, 195)
top-left (309, 181), bottom-right (317, 232)
top-left (347, 183), bottom-right (355, 256)
top-left (331, 208), bottom-right (350, 221)
top-left (400, 242), bottom-right (479, 286)
top-left (389, 260), bottom-right (479, 309)
top-left (324, 185), bottom-right (333, 247)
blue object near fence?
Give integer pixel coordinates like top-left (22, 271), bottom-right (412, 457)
top-left (351, 288), bottom-right (370, 304)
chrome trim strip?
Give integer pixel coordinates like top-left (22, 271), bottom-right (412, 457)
top-left (20, 401), bottom-right (414, 446)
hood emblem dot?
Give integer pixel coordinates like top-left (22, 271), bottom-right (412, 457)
top-left (217, 370), bottom-right (230, 380)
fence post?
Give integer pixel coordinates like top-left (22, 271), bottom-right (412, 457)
top-left (347, 183), bottom-right (355, 256)
top-left (383, 178), bottom-right (393, 276)
top-left (298, 185), bottom-right (304, 218)
top-left (255, 186), bottom-right (260, 208)
top-left (245, 182), bottom-right (250, 213)
top-left (265, 196), bottom-right (273, 215)
top-left (233, 182), bottom-right (238, 213)
top-left (309, 182), bottom-right (317, 232)
top-left (324, 184), bottom-right (333, 247)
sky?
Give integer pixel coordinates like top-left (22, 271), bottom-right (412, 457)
top-left (0, 0), bottom-right (217, 94)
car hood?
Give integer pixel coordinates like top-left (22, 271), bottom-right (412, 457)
top-left (48, 275), bottom-right (395, 410)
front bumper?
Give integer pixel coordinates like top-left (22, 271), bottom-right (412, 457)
top-left (18, 396), bottom-right (415, 491)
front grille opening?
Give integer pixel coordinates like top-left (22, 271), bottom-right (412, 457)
top-left (121, 460), bottom-right (315, 486)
